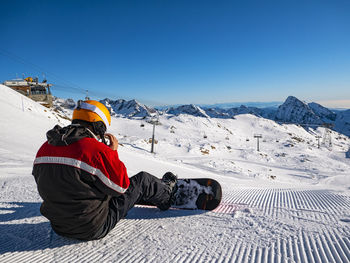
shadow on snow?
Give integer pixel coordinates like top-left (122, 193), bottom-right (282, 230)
top-left (0, 202), bottom-right (81, 254)
top-left (0, 202), bottom-right (205, 254)
top-left (127, 205), bottom-right (207, 220)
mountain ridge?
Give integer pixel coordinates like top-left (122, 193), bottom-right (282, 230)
top-left (52, 94), bottom-right (350, 137)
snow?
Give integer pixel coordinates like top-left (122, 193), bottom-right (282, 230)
top-left (1, 84), bottom-right (350, 262)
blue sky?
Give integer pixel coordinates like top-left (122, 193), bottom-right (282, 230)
top-left (1, 0), bottom-right (350, 107)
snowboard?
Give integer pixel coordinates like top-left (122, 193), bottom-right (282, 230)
top-left (173, 178), bottom-right (222, 211)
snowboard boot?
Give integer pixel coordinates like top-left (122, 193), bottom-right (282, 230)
top-left (157, 172), bottom-right (178, 211)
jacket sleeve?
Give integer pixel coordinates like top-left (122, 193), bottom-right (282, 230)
top-left (92, 148), bottom-right (130, 196)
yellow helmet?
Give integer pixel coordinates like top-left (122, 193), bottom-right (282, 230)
top-left (72, 100), bottom-right (111, 128)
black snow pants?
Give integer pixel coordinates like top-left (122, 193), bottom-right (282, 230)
top-left (91, 171), bottom-right (171, 240)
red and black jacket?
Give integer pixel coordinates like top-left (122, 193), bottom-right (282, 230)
top-left (32, 124), bottom-right (129, 240)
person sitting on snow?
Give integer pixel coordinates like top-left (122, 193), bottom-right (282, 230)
top-left (32, 100), bottom-right (177, 240)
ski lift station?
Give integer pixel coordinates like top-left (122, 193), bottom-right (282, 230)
top-left (3, 77), bottom-right (53, 107)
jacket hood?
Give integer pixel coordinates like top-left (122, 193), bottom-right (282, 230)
top-left (47, 124), bottom-right (96, 146)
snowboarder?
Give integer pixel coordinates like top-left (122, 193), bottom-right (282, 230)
top-left (32, 100), bottom-right (178, 240)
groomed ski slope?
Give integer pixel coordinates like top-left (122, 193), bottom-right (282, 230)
top-left (0, 84), bottom-right (350, 262)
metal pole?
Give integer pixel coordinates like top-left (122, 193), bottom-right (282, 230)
top-left (316, 135), bottom-right (321, 148)
top-left (254, 134), bottom-right (262, 152)
top-left (151, 121), bottom-right (155, 153)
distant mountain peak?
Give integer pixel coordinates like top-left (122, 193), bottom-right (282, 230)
top-left (167, 104), bottom-right (209, 118)
top-left (284, 96), bottom-right (307, 105)
top-left (275, 96), bottom-right (323, 125)
top-left (100, 98), bottom-right (156, 118)
top-left (274, 96), bottom-right (338, 126)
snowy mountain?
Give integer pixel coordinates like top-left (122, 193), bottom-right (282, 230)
top-left (275, 96), bottom-right (338, 125)
top-left (164, 97), bottom-right (342, 129)
top-left (167, 104), bottom-right (210, 118)
top-left (335, 109), bottom-right (350, 138)
top-left (208, 105), bottom-right (261, 118)
top-left (273, 96), bottom-right (350, 136)
top-left (275, 96), bottom-right (323, 125)
top-left (49, 95), bottom-right (350, 137)
top-left (224, 105), bottom-right (274, 119)
top-left (52, 97), bottom-right (76, 120)
top-left (203, 107), bottom-right (231, 118)
top-left (40, 94), bottom-right (350, 138)
top-left (1, 83), bottom-right (350, 262)
top-left (166, 104), bottom-right (276, 120)
top-left (100, 98), bottom-right (156, 118)
top-left (200, 101), bottom-right (282, 109)
top-left (308, 102), bottom-right (337, 122)
top-left (53, 97), bottom-right (76, 109)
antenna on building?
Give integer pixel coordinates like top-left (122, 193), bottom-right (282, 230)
top-left (85, 90), bottom-right (90, 100)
